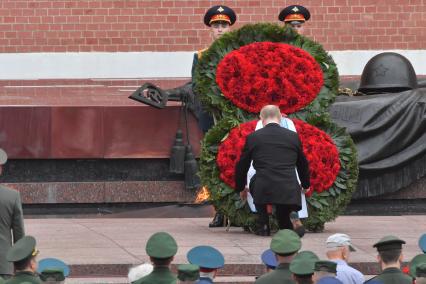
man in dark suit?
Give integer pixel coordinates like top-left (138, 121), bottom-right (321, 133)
top-left (0, 149), bottom-right (25, 279)
top-left (235, 105), bottom-right (310, 236)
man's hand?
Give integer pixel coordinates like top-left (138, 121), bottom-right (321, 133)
top-left (301, 187), bottom-right (311, 194)
top-left (240, 187), bottom-right (249, 201)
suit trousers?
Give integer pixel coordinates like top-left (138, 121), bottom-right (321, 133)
top-left (255, 204), bottom-right (299, 230)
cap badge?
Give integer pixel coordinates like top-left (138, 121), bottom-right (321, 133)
top-left (217, 6), bottom-right (224, 12)
top-left (292, 6), bottom-right (299, 12)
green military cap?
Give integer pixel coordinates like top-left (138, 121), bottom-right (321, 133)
top-left (177, 264), bottom-right (200, 281)
top-left (290, 250), bottom-right (320, 275)
top-left (314, 260), bottom-right (337, 273)
top-left (40, 269), bottom-right (66, 281)
top-left (409, 254), bottom-right (426, 277)
top-left (416, 263), bottom-right (426, 278)
top-left (145, 232), bottom-right (178, 258)
top-left (290, 258), bottom-right (316, 276)
top-left (295, 251), bottom-right (319, 262)
top-left (270, 229), bottom-right (301, 255)
top-left (6, 236), bottom-right (39, 262)
top-left (373, 235), bottom-right (405, 251)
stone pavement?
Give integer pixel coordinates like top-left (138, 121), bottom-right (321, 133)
top-left (25, 215), bottom-right (425, 283)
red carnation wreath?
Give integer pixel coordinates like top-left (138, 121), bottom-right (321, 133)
top-left (216, 119), bottom-right (340, 196)
top-left (216, 42), bottom-right (324, 114)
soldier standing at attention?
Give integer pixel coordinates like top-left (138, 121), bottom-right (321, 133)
top-left (5, 236), bottom-right (41, 284)
top-left (0, 149), bottom-right (25, 280)
top-left (278, 5), bottom-right (310, 35)
top-left (364, 235), bottom-right (413, 284)
top-left (192, 5), bottom-right (237, 228)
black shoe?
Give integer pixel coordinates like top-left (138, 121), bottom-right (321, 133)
top-left (294, 226), bottom-right (305, 238)
top-left (290, 211), bottom-right (305, 238)
top-left (209, 213), bottom-right (224, 227)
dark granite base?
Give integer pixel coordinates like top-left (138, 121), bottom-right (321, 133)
top-left (2, 164), bottom-right (425, 206)
top-left (0, 159), bottom-right (183, 183)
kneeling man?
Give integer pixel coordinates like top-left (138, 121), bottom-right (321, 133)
top-left (235, 105), bottom-right (310, 236)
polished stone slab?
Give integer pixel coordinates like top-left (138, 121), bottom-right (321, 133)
top-left (0, 79), bottom-right (202, 159)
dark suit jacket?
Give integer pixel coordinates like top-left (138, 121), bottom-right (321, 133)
top-left (235, 123), bottom-right (310, 208)
top-left (0, 186), bottom-right (25, 275)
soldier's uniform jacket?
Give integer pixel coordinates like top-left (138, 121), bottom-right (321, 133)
top-left (364, 267), bottom-right (412, 284)
top-left (4, 271), bottom-right (41, 284)
top-left (0, 186), bottom-right (25, 275)
top-left (134, 266), bottom-right (177, 284)
top-left (255, 263), bottom-right (296, 284)
top-left (191, 48), bottom-right (214, 133)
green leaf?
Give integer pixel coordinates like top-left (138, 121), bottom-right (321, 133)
top-left (319, 191), bottom-right (330, 197)
top-left (309, 199), bottom-right (323, 209)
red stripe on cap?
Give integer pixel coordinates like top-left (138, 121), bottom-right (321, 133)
top-left (284, 14), bottom-right (305, 22)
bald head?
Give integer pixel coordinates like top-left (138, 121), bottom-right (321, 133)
top-left (260, 105), bottom-right (281, 125)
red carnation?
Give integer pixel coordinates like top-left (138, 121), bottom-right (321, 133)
top-left (216, 119), bottom-right (340, 196)
top-left (216, 42), bottom-right (324, 114)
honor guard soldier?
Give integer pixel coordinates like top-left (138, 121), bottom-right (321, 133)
top-left (255, 229), bottom-right (301, 284)
top-left (193, 5), bottom-right (236, 228)
top-left (187, 245), bottom-right (225, 283)
top-left (365, 235), bottom-right (413, 284)
top-left (37, 258), bottom-right (69, 284)
top-left (278, 5), bottom-right (310, 34)
top-left (192, 4), bottom-right (237, 132)
top-left (134, 232), bottom-right (178, 284)
top-left (5, 236), bottom-right (41, 284)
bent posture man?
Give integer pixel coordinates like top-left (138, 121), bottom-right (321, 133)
top-left (235, 105), bottom-right (310, 236)
top-left (0, 149), bottom-right (25, 279)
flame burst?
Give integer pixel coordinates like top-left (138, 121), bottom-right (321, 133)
top-left (194, 186), bottom-right (210, 204)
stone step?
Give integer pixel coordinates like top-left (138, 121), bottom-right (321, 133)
top-left (66, 276), bottom-right (256, 284)
top-left (66, 262), bottom-right (389, 279)
top-left (64, 275), bottom-right (378, 284)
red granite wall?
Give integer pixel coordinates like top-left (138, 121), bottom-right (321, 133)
top-left (0, 0), bottom-right (425, 53)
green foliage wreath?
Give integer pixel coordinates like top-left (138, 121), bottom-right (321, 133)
top-left (194, 23), bottom-right (358, 232)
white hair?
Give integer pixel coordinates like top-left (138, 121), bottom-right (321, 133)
top-left (199, 271), bottom-right (215, 280)
top-left (128, 263), bottom-right (154, 283)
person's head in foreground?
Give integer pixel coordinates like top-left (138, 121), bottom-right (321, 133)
top-left (187, 245), bottom-right (224, 281)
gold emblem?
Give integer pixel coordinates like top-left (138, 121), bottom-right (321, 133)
top-left (291, 6), bottom-right (299, 12)
top-left (217, 6), bottom-right (224, 12)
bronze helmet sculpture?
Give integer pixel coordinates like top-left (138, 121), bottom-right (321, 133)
top-left (358, 52), bottom-right (418, 94)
